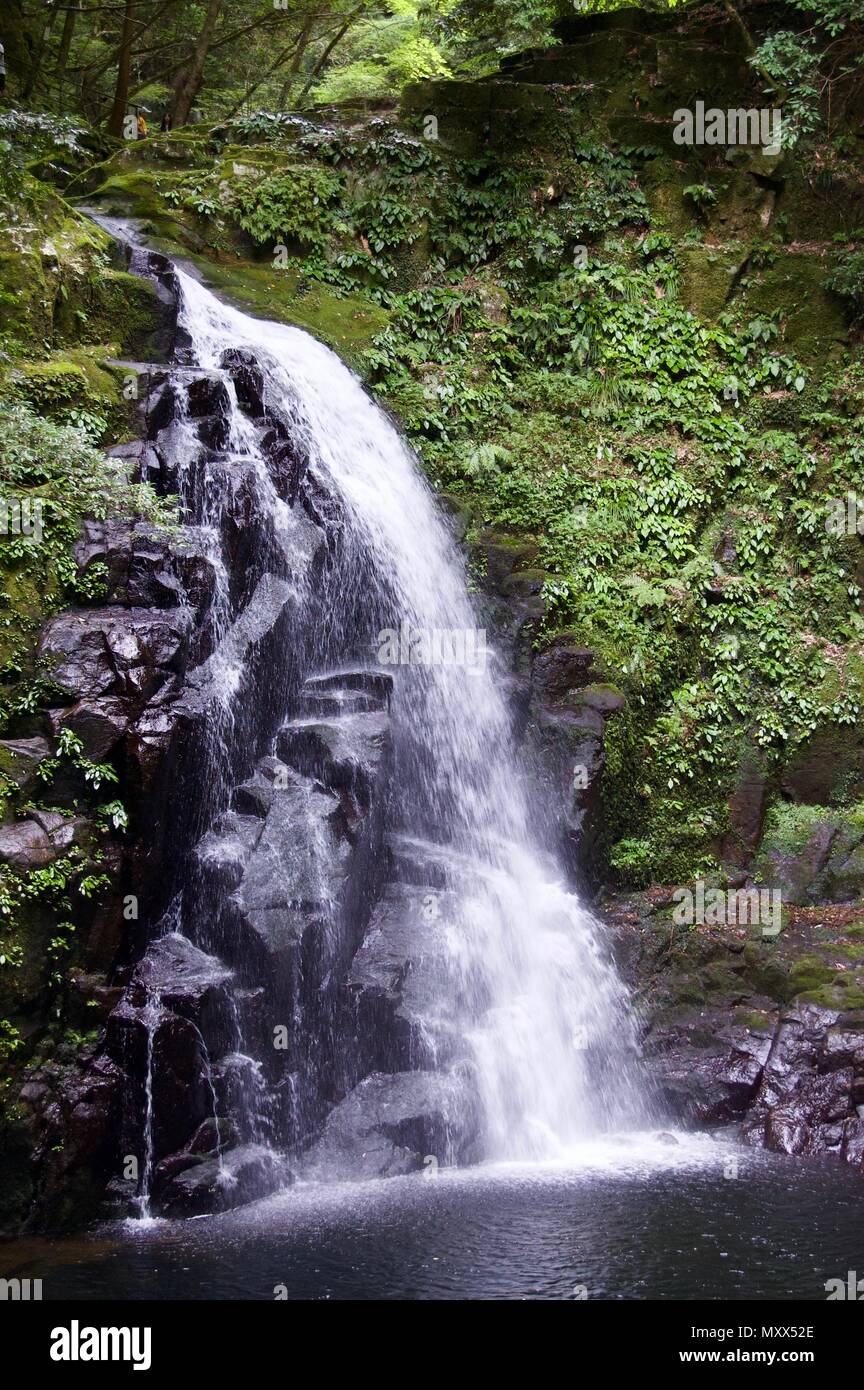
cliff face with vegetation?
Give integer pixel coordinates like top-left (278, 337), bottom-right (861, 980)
top-left (2, 4), bottom-right (864, 1229)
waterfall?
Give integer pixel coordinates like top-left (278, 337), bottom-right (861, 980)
top-left (171, 266), bottom-right (649, 1163)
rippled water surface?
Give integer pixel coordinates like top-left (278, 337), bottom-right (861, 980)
top-left (4, 1134), bottom-right (862, 1301)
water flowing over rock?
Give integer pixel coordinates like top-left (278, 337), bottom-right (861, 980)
top-left (26, 227), bottom-right (650, 1223)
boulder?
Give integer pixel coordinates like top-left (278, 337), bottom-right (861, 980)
top-left (0, 737), bottom-right (50, 790)
top-left (277, 711), bottom-right (390, 805)
top-left (532, 638), bottom-right (597, 702)
top-left (48, 698), bottom-right (129, 761)
top-left (75, 519), bottom-right (214, 614)
top-left (39, 607), bottom-right (191, 701)
top-left (0, 819), bottom-right (55, 869)
top-left (155, 1143), bottom-right (286, 1216)
top-left (301, 1070), bottom-right (479, 1181)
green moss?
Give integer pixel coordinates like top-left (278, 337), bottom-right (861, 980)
top-left (799, 983), bottom-right (864, 1010)
top-left (186, 257), bottom-right (389, 365)
top-left (8, 360), bottom-right (90, 413)
top-left (760, 802), bottom-right (864, 858)
top-left (731, 252), bottom-right (849, 368)
top-left (789, 954), bottom-right (837, 994)
top-left (678, 245), bottom-right (743, 321)
top-left (733, 1008), bottom-right (775, 1032)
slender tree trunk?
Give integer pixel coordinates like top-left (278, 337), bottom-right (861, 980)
top-left (76, 0), bottom-right (173, 113)
top-left (722, 0), bottom-right (755, 56)
top-left (295, 8), bottom-right (363, 109)
top-left (22, 10), bottom-right (57, 100)
top-left (278, 16), bottom-right (313, 108)
top-left (224, 26), bottom-right (309, 120)
top-left (171, 0), bottom-right (224, 126)
top-left (55, 1), bottom-right (80, 113)
top-left (107, 0), bottom-right (136, 138)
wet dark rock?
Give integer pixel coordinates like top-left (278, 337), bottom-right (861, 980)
top-left (75, 519), bottom-right (205, 611)
top-left (741, 1003), bottom-right (854, 1156)
top-left (532, 638), bottom-right (597, 703)
top-left (39, 607), bottom-right (192, 702)
top-left (263, 435), bottom-right (305, 503)
top-left (48, 698), bottom-right (129, 761)
top-left (0, 819), bottom-right (56, 869)
top-left (298, 466), bottom-right (344, 532)
top-left (236, 784), bottom-right (350, 913)
top-left (184, 1116), bottom-right (237, 1155)
top-left (27, 808), bottom-right (69, 835)
top-left (221, 349), bottom-right (265, 418)
top-left (303, 668), bottom-right (394, 701)
top-left (155, 1143), bottom-right (286, 1216)
top-left (184, 574), bottom-right (298, 714)
top-left (214, 778), bottom-right (355, 992)
top-left (44, 814), bottom-right (91, 855)
top-left (184, 372), bottom-right (230, 420)
top-left (132, 934), bottom-right (233, 1029)
top-left (0, 737), bottom-right (50, 789)
top-left (144, 379), bottom-right (180, 436)
top-left (301, 688), bottom-right (383, 717)
top-left (195, 812), bottom-right (265, 894)
top-left (125, 703), bottom-right (185, 793)
top-left (195, 413), bottom-right (231, 452)
top-left (24, 1055), bottom-right (125, 1228)
top-left (277, 711), bottom-right (390, 805)
top-left (386, 834), bottom-right (466, 890)
top-left (231, 772), bottom-right (281, 818)
top-left (647, 1024), bottom-right (773, 1125)
top-left (108, 1004), bottom-right (213, 1160)
top-left (610, 888), bottom-right (864, 1172)
top-left (348, 882), bottom-right (463, 1071)
top-left (301, 1070), bottom-right (479, 1181)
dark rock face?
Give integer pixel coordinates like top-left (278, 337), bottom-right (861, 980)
top-left (6, 238), bottom-right (348, 1225)
top-left (10, 231), bottom-right (449, 1225)
top-left (155, 1144), bottom-right (286, 1216)
top-left (301, 1070), bottom-right (480, 1181)
top-left (39, 606), bottom-right (192, 703)
top-left (0, 736), bottom-right (51, 789)
top-left (348, 881), bottom-right (465, 1072)
top-left (741, 1004), bottom-right (861, 1160)
top-left (721, 745), bottom-right (768, 869)
top-left (0, 819), bottom-right (57, 869)
top-left (606, 891), bottom-right (864, 1173)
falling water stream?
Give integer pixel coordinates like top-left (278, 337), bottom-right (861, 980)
top-left (172, 267), bottom-right (649, 1161)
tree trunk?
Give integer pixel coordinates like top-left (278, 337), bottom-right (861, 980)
top-left (224, 24), bottom-right (309, 120)
top-left (295, 8), bottom-right (363, 109)
top-left (22, 10), bottom-right (57, 101)
top-left (278, 16), bottom-right (313, 108)
top-left (55, 1), bottom-right (80, 113)
top-left (170, 0), bottom-right (224, 126)
top-left (107, 0), bottom-right (136, 138)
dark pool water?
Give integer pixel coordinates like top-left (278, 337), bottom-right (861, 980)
top-left (3, 1133), bottom-right (863, 1300)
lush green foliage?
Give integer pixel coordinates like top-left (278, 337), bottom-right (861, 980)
top-left (0, 401), bottom-right (174, 707)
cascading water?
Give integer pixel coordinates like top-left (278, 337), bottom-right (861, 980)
top-left (173, 266), bottom-right (650, 1163)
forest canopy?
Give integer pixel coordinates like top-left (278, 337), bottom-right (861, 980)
top-left (3, 0), bottom-right (862, 136)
